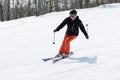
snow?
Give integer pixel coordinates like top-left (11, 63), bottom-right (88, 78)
top-left (0, 3), bottom-right (120, 80)
top-left (99, 3), bottom-right (120, 8)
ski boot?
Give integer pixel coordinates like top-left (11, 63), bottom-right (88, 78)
top-left (55, 53), bottom-right (62, 58)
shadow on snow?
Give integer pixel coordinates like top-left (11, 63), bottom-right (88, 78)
top-left (64, 56), bottom-right (97, 64)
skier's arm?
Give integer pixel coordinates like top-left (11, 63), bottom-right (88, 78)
top-left (54, 18), bottom-right (67, 32)
top-left (79, 20), bottom-right (89, 39)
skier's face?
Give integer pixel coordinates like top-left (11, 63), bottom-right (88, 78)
top-left (70, 14), bottom-right (76, 20)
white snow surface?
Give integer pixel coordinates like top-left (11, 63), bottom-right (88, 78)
top-left (99, 3), bottom-right (120, 8)
top-left (0, 4), bottom-right (120, 80)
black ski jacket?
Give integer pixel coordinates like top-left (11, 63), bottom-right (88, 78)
top-left (56, 16), bottom-right (88, 37)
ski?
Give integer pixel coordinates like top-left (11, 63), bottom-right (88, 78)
top-left (53, 52), bottom-right (74, 63)
top-left (52, 56), bottom-right (68, 63)
top-left (42, 57), bottom-right (54, 62)
top-left (42, 56), bottom-right (63, 62)
top-left (42, 52), bottom-right (74, 62)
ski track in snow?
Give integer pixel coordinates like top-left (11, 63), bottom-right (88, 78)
top-left (0, 3), bottom-right (120, 80)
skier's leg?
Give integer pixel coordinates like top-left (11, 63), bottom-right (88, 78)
top-left (64, 35), bottom-right (77, 55)
top-left (59, 35), bottom-right (69, 55)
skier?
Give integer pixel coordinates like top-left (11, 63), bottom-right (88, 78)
top-left (53, 10), bottom-right (89, 58)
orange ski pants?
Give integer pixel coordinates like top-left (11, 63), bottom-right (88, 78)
top-left (59, 34), bottom-right (77, 55)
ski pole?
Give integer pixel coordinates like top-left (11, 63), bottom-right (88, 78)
top-left (86, 24), bottom-right (88, 33)
top-left (53, 32), bottom-right (55, 44)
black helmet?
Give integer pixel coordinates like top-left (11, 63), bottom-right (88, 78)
top-left (69, 9), bottom-right (77, 15)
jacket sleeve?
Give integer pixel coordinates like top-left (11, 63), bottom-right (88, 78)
top-left (55, 18), bottom-right (67, 31)
top-left (79, 20), bottom-right (88, 37)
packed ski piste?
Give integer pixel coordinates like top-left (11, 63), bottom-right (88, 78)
top-left (0, 3), bottom-right (120, 80)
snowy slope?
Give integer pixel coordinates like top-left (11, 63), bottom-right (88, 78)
top-left (0, 4), bottom-right (120, 80)
top-left (99, 3), bottom-right (120, 8)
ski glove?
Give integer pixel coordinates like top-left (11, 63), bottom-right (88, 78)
top-left (86, 34), bottom-right (89, 39)
top-left (53, 29), bottom-right (58, 32)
